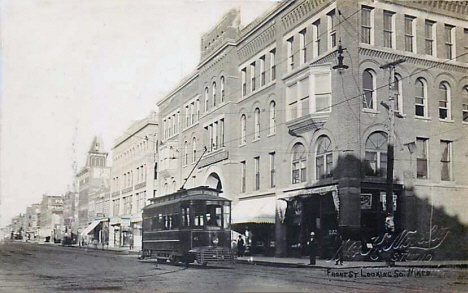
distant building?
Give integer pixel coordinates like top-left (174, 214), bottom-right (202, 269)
top-left (38, 195), bottom-right (63, 242)
top-left (109, 111), bottom-right (159, 249)
top-left (76, 136), bottom-right (110, 245)
top-left (156, 0), bottom-right (468, 259)
top-left (63, 191), bottom-right (78, 243)
top-left (25, 204), bottom-right (41, 241)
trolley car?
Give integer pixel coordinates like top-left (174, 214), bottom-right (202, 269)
top-left (141, 186), bottom-right (233, 265)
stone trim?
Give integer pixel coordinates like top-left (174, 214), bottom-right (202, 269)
top-left (237, 23), bottom-right (276, 63)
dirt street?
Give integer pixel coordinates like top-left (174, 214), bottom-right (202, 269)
top-left (0, 241), bottom-right (466, 292)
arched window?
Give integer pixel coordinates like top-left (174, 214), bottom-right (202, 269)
top-left (363, 69), bottom-right (376, 109)
top-left (172, 180), bottom-right (177, 193)
top-left (292, 143), bottom-right (307, 184)
top-left (164, 183), bottom-right (168, 194)
top-left (220, 76), bottom-right (225, 103)
top-left (316, 136), bottom-right (333, 179)
top-left (364, 131), bottom-right (388, 177)
top-left (212, 82), bottom-right (217, 107)
top-left (204, 87), bottom-right (209, 112)
top-left (415, 78), bottom-right (427, 117)
top-left (254, 108), bottom-right (260, 140)
top-left (192, 137), bottom-right (197, 163)
top-left (184, 141), bottom-right (188, 166)
top-left (463, 86), bottom-right (468, 122)
top-left (269, 101), bottom-right (276, 135)
top-left (394, 74), bottom-right (403, 114)
top-left (241, 114), bottom-right (246, 145)
top-left (439, 81), bottom-right (451, 120)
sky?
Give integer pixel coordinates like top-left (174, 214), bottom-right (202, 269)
top-left (0, 0), bottom-right (277, 227)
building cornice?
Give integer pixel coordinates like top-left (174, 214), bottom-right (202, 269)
top-left (359, 47), bottom-right (468, 74)
top-left (156, 72), bottom-right (199, 107)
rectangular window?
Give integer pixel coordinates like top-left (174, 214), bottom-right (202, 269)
top-left (220, 119), bottom-right (225, 147)
top-left (196, 99), bottom-right (200, 120)
top-left (287, 83), bottom-right (298, 120)
top-left (270, 49), bottom-right (276, 81)
top-left (299, 29), bottom-right (306, 65)
top-left (254, 157), bottom-right (260, 191)
top-left (113, 199), bottom-right (120, 216)
top-left (463, 89), bottom-right (468, 122)
top-left (270, 152), bottom-right (275, 188)
top-left (425, 20), bottom-right (435, 56)
top-left (313, 20), bottom-right (320, 57)
top-left (287, 37), bottom-right (294, 71)
top-left (361, 7), bottom-right (373, 44)
top-left (213, 121), bottom-right (218, 150)
top-left (241, 68), bottom-right (247, 96)
top-left (440, 141), bottom-right (452, 181)
top-left (240, 161), bottom-right (246, 193)
top-left (185, 105), bottom-right (189, 127)
top-left (300, 77), bottom-right (310, 117)
top-left (250, 62), bottom-right (256, 92)
top-left (383, 11), bottom-right (394, 48)
top-left (260, 56), bottom-right (266, 86)
top-left (416, 138), bottom-right (428, 179)
top-left (405, 16), bottom-right (415, 52)
top-left (315, 73), bottom-right (331, 112)
top-left (444, 25), bottom-right (454, 59)
top-left (328, 10), bottom-right (336, 49)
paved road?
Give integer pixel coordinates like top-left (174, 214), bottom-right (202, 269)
top-left (0, 241), bottom-right (466, 292)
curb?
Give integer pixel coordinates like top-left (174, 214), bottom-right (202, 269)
top-left (236, 260), bottom-right (468, 269)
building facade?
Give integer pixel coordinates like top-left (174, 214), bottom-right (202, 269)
top-left (109, 111), bottom-right (159, 249)
top-left (76, 136), bottom-right (111, 244)
top-left (38, 194), bottom-right (63, 242)
top-left (25, 204), bottom-right (41, 241)
top-left (156, 0), bottom-right (468, 260)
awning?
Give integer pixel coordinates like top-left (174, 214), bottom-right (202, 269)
top-left (81, 220), bottom-right (100, 236)
top-left (232, 197), bottom-right (276, 224)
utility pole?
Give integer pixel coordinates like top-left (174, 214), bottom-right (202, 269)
top-left (380, 59), bottom-right (405, 220)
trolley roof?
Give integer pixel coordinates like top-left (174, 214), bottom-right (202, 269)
top-left (144, 186), bottom-right (230, 210)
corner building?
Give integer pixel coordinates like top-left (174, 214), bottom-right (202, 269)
top-left (156, 0), bottom-right (468, 259)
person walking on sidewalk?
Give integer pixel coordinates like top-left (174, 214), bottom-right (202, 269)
top-left (237, 235), bottom-right (245, 257)
top-left (307, 232), bottom-right (317, 265)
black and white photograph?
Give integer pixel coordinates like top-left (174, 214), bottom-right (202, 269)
top-left (1, 0), bottom-right (467, 292)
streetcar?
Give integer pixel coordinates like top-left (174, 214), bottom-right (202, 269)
top-left (141, 186), bottom-right (233, 266)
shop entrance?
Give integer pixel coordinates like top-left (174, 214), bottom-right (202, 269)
top-left (285, 192), bottom-right (338, 258)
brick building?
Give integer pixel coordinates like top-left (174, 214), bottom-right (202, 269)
top-left (109, 111), bottom-right (159, 249)
top-left (156, 0), bottom-right (468, 259)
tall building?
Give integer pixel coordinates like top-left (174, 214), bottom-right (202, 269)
top-left (109, 111), bottom-right (159, 249)
top-left (38, 194), bottom-right (63, 242)
top-left (76, 136), bottom-right (110, 243)
top-left (156, 0), bottom-right (468, 259)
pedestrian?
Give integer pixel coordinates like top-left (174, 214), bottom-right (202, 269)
top-left (237, 235), bottom-right (245, 257)
top-left (334, 234), bottom-right (344, 265)
top-left (307, 232), bottom-right (317, 265)
top-left (129, 235), bottom-right (134, 250)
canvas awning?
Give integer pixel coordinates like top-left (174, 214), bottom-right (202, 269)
top-left (81, 220), bottom-right (100, 236)
top-left (232, 197), bottom-right (276, 224)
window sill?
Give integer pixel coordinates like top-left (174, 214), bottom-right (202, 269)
top-left (267, 133), bottom-right (275, 138)
top-left (252, 138), bottom-right (260, 143)
top-left (415, 116), bottom-right (431, 121)
top-left (239, 81), bottom-right (276, 103)
top-left (439, 119), bottom-right (454, 123)
top-left (463, 122), bottom-right (468, 125)
top-left (362, 108), bottom-right (379, 114)
top-left (239, 143), bottom-right (246, 148)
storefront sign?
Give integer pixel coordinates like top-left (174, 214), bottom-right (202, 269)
top-left (361, 193), bottom-right (372, 210)
top-left (121, 217), bottom-right (130, 227)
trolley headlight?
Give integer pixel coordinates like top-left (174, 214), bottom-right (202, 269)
top-left (212, 237), bottom-right (219, 245)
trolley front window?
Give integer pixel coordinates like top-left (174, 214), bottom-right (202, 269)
top-left (206, 205), bottom-right (222, 227)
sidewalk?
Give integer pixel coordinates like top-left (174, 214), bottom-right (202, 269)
top-left (236, 256), bottom-right (468, 269)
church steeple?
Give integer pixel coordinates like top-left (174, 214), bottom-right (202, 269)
top-left (86, 136), bottom-right (107, 167)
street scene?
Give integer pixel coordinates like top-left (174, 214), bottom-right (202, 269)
top-left (1, 241), bottom-right (466, 293)
top-left (1, 0), bottom-right (468, 292)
